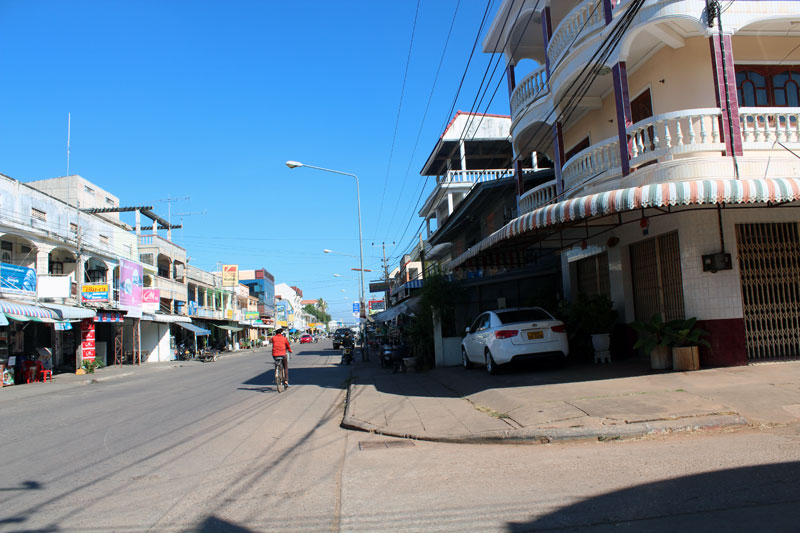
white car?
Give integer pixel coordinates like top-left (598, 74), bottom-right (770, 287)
top-left (461, 307), bottom-right (569, 374)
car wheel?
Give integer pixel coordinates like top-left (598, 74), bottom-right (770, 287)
top-left (485, 350), bottom-right (498, 375)
top-left (462, 348), bottom-right (473, 369)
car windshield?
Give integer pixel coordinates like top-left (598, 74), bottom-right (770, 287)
top-left (495, 309), bottom-right (553, 324)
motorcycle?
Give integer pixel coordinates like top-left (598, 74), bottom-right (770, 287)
top-left (380, 344), bottom-right (394, 369)
top-left (176, 343), bottom-right (194, 361)
top-left (341, 345), bottom-right (354, 365)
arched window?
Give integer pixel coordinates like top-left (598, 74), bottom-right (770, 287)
top-left (736, 66), bottom-right (800, 107)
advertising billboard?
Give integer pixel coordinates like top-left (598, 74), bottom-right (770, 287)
top-left (119, 259), bottom-right (143, 317)
top-left (0, 262), bottom-right (37, 294)
top-left (222, 264), bottom-right (239, 287)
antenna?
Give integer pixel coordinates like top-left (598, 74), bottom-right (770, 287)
top-left (151, 195), bottom-right (190, 229)
top-left (174, 209), bottom-right (207, 243)
top-left (67, 112), bottom-right (71, 176)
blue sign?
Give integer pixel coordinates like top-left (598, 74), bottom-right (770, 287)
top-left (352, 303), bottom-right (360, 313)
top-left (0, 262), bottom-right (37, 294)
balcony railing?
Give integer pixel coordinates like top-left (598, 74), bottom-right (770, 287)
top-left (510, 64), bottom-right (548, 120)
top-left (739, 107), bottom-right (800, 147)
top-left (562, 136), bottom-right (621, 193)
top-left (561, 108), bottom-right (725, 194)
top-left (152, 275), bottom-right (187, 302)
top-left (547, 0), bottom-right (605, 72)
top-left (627, 108), bottom-right (723, 168)
top-left (440, 169), bottom-right (515, 184)
top-left (519, 180), bottom-right (558, 214)
top-left (138, 234), bottom-right (186, 262)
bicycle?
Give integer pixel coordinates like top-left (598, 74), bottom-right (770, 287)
top-left (274, 356), bottom-right (287, 392)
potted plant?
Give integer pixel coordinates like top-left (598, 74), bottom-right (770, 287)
top-left (664, 317), bottom-right (710, 371)
top-left (631, 314), bottom-right (671, 369)
top-left (583, 295), bottom-right (618, 356)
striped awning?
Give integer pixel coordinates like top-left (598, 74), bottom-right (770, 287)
top-left (0, 300), bottom-right (57, 319)
top-left (95, 312), bottom-right (124, 323)
top-left (390, 279), bottom-right (424, 296)
top-left (451, 177), bottom-right (800, 268)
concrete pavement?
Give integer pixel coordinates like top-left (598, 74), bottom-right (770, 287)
top-left (342, 355), bottom-right (800, 443)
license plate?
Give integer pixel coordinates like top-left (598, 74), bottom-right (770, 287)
top-left (527, 330), bottom-right (543, 340)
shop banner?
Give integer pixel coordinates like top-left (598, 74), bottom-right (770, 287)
top-left (81, 283), bottom-right (110, 302)
top-left (245, 311), bottom-right (259, 320)
top-left (81, 318), bottom-right (96, 361)
top-left (119, 259), bottom-right (143, 308)
top-left (0, 262), bottom-right (37, 294)
top-left (222, 264), bottom-right (238, 287)
top-left (142, 288), bottom-right (160, 312)
top-left (54, 322), bottom-right (72, 331)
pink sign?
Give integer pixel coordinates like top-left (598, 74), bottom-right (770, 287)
top-left (119, 259), bottom-right (143, 308)
top-left (143, 289), bottom-right (160, 303)
top-left (81, 318), bottom-right (96, 361)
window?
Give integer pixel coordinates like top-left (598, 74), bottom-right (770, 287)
top-left (140, 253), bottom-right (154, 265)
top-left (736, 65), bottom-right (800, 107)
top-left (31, 208), bottom-right (46, 221)
top-left (575, 252), bottom-right (610, 297)
top-left (49, 261), bottom-right (63, 275)
top-left (105, 197), bottom-right (115, 206)
top-left (496, 309), bottom-right (553, 324)
top-left (1, 241), bottom-right (12, 252)
top-left (84, 185), bottom-right (95, 194)
top-left (70, 223), bottom-right (78, 233)
top-left (99, 234), bottom-right (109, 245)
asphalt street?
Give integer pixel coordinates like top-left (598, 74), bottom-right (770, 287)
top-left (2, 341), bottom-right (800, 532)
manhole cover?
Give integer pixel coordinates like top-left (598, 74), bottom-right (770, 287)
top-left (359, 440), bottom-right (415, 451)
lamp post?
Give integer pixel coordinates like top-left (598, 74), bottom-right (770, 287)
top-left (286, 160), bottom-right (367, 359)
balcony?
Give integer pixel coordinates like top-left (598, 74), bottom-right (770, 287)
top-left (519, 180), bottom-right (559, 214)
top-left (151, 275), bottom-right (187, 303)
top-left (138, 234), bottom-right (186, 263)
top-left (439, 169), bottom-right (516, 185)
top-left (562, 108), bottom-right (725, 195)
top-left (547, 0), bottom-right (607, 74)
top-left (510, 65), bottom-right (548, 120)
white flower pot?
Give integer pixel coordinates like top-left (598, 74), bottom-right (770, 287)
top-left (590, 333), bottom-right (611, 352)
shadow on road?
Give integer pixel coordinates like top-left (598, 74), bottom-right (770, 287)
top-left (196, 515), bottom-right (254, 532)
top-left (507, 461), bottom-right (800, 531)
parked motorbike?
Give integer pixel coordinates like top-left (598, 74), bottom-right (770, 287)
top-left (176, 343), bottom-right (194, 361)
top-left (341, 346), bottom-right (354, 365)
top-left (380, 344), bottom-right (394, 369)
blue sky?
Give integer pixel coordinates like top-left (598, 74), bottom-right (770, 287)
top-left (0, 1), bottom-right (515, 322)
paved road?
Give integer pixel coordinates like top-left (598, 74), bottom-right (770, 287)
top-left (2, 341), bottom-right (800, 532)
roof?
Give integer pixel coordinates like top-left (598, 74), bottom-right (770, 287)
top-left (450, 177), bottom-right (800, 268)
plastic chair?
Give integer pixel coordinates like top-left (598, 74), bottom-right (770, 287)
top-left (21, 361), bottom-right (37, 384)
top-left (36, 361), bottom-right (52, 383)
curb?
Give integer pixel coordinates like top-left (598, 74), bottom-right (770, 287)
top-left (340, 381), bottom-right (750, 444)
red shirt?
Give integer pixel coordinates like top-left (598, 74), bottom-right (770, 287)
top-left (271, 334), bottom-right (292, 357)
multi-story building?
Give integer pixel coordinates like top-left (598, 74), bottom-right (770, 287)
top-left (275, 283), bottom-right (305, 331)
top-left (452, 0), bottom-right (800, 366)
top-left (239, 268), bottom-right (275, 320)
top-left (0, 173), bottom-right (140, 372)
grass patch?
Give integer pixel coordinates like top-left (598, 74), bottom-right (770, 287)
top-left (473, 404), bottom-right (511, 419)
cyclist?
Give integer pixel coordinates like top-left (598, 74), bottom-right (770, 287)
top-left (271, 328), bottom-right (292, 387)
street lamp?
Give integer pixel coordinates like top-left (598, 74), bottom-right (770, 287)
top-left (286, 160), bottom-right (367, 357)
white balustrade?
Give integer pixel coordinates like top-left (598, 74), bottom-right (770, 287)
top-left (547, 0), bottom-right (605, 71)
top-left (510, 65), bottom-right (548, 119)
top-left (561, 137), bottom-right (621, 193)
top-left (519, 180), bottom-right (558, 214)
top-left (627, 108), bottom-right (723, 168)
top-left (739, 107), bottom-right (800, 146)
top-left (443, 169), bottom-right (515, 184)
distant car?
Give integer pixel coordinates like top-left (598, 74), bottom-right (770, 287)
top-left (300, 334), bottom-right (313, 344)
top-left (332, 328), bottom-right (351, 349)
top-left (461, 307), bottom-right (568, 374)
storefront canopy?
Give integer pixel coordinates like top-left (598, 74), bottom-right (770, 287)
top-left (215, 325), bottom-right (243, 332)
top-left (372, 296), bottom-right (421, 322)
top-left (41, 303), bottom-right (96, 321)
top-left (450, 177), bottom-right (800, 269)
top-left (142, 313), bottom-right (192, 323)
top-left (177, 322), bottom-right (211, 336)
top-left (0, 300), bottom-right (57, 319)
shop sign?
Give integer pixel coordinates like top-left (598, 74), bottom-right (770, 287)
top-left (54, 322), bottom-right (72, 331)
top-left (368, 300), bottom-right (386, 314)
top-left (0, 262), bottom-right (37, 294)
top-left (80, 318), bottom-right (96, 361)
top-left (81, 283), bottom-right (109, 302)
top-left (225, 309), bottom-right (234, 319)
top-left (245, 311), bottom-right (259, 320)
top-left (222, 264), bottom-right (238, 287)
top-left (39, 275), bottom-right (71, 298)
top-left (142, 288), bottom-right (160, 312)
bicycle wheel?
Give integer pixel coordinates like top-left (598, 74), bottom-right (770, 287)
top-left (275, 362), bottom-right (284, 393)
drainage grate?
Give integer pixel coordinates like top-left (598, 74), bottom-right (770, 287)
top-left (358, 440), bottom-right (415, 451)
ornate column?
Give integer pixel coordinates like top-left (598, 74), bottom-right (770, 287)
top-left (709, 33), bottom-right (742, 156)
top-left (612, 62), bottom-right (633, 176)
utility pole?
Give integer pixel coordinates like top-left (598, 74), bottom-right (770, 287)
top-left (152, 195), bottom-right (190, 240)
top-left (372, 241), bottom-right (395, 309)
top-left (419, 233), bottom-right (427, 280)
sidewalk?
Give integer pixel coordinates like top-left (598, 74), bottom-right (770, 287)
top-left (342, 355), bottom-right (800, 443)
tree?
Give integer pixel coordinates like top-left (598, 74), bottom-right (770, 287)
top-left (316, 298), bottom-right (328, 314)
top-left (303, 304), bottom-right (331, 325)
